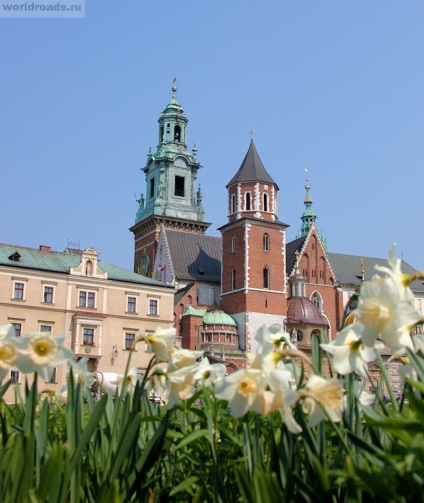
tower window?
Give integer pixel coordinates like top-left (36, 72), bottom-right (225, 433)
top-left (166, 123), bottom-right (171, 141)
top-left (150, 178), bottom-right (155, 199)
top-left (246, 192), bottom-right (251, 211)
top-left (231, 236), bottom-right (236, 253)
top-left (263, 267), bottom-right (269, 289)
top-left (174, 125), bottom-right (181, 142)
top-left (230, 193), bottom-right (236, 214)
top-left (160, 126), bottom-right (164, 142)
top-left (175, 176), bottom-right (185, 197)
top-left (311, 292), bottom-right (322, 311)
top-left (263, 193), bottom-right (268, 212)
top-left (231, 269), bottom-right (236, 290)
top-left (263, 233), bottom-right (269, 251)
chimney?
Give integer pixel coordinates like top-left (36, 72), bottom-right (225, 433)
top-left (39, 245), bottom-right (51, 252)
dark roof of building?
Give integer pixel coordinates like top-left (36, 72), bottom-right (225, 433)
top-left (286, 236), bottom-right (307, 275)
top-left (327, 252), bottom-right (424, 292)
top-left (165, 231), bottom-right (222, 283)
top-left (287, 297), bottom-right (329, 326)
top-left (227, 140), bottom-right (278, 187)
top-left (0, 243), bottom-right (170, 287)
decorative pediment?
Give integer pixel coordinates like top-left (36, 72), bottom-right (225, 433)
top-left (70, 248), bottom-right (107, 279)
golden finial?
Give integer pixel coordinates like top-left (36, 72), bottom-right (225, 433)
top-left (295, 249), bottom-right (300, 268)
top-left (172, 77), bottom-right (177, 93)
top-left (248, 130), bottom-right (254, 140)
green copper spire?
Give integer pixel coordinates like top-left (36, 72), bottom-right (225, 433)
top-left (297, 168), bottom-right (328, 251)
top-left (135, 84), bottom-right (206, 225)
top-left (300, 171), bottom-right (316, 236)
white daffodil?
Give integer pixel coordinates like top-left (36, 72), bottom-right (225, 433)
top-left (214, 368), bottom-right (263, 418)
top-left (321, 323), bottom-right (381, 377)
top-left (264, 369), bottom-right (302, 434)
top-left (69, 358), bottom-right (96, 388)
top-left (375, 245), bottom-right (414, 301)
top-left (302, 375), bottom-right (344, 427)
top-left (0, 324), bottom-right (15, 340)
top-left (112, 366), bottom-right (139, 395)
top-left (255, 324), bottom-right (294, 356)
top-left (19, 332), bottom-right (73, 382)
top-left (357, 274), bottom-right (420, 354)
top-left (412, 333), bottom-right (424, 354)
top-left (167, 348), bottom-right (204, 372)
top-left (192, 358), bottom-right (226, 387)
top-left (143, 327), bottom-right (176, 362)
top-left (0, 331), bottom-right (27, 382)
top-left (162, 365), bottom-right (196, 409)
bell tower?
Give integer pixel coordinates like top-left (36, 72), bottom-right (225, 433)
top-left (130, 85), bottom-right (209, 276)
top-left (219, 139), bottom-right (288, 353)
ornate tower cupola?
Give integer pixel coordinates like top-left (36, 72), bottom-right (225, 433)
top-left (130, 85), bottom-right (209, 276)
top-left (134, 84), bottom-right (207, 226)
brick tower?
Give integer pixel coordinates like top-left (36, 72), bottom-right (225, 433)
top-left (219, 139), bottom-right (288, 352)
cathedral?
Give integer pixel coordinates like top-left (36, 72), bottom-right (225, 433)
top-left (130, 86), bottom-right (424, 374)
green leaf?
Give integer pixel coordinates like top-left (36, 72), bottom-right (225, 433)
top-left (169, 476), bottom-right (198, 496)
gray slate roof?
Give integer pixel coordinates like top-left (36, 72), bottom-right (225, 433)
top-left (327, 252), bottom-right (424, 292)
top-left (286, 236), bottom-right (307, 275)
top-left (0, 244), bottom-right (170, 288)
top-left (165, 231), bottom-right (221, 283)
top-left (227, 140), bottom-right (278, 187)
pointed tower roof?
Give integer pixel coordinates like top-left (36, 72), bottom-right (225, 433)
top-left (227, 140), bottom-right (278, 188)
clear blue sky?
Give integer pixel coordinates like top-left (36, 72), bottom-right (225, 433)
top-left (1, 0), bottom-right (423, 271)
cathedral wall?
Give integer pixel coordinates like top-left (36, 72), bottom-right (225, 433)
top-left (246, 311), bottom-right (285, 353)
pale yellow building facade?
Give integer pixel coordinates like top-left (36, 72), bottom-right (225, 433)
top-left (0, 244), bottom-right (175, 402)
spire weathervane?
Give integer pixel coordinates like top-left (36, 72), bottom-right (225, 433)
top-left (248, 130), bottom-right (254, 141)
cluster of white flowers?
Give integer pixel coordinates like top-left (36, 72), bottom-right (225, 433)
top-left (321, 245), bottom-right (422, 379)
top-left (143, 328), bottom-right (226, 408)
top-left (0, 325), bottom-right (74, 383)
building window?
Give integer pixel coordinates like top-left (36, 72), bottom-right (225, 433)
top-left (43, 286), bottom-right (54, 304)
top-left (263, 267), bottom-right (270, 289)
top-left (174, 125), bottom-right (181, 142)
top-left (11, 370), bottom-right (19, 383)
top-left (231, 269), bottom-right (236, 290)
top-left (149, 299), bottom-right (158, 316)
top-left (83, 328), bottom-right (94, 346)
top-left (230, 193), bottom-right (236, 214)
top-left (40, 325), bottom-right (52, 333)
top-left (263, 233), bottom-right (270, 251)
top-left (12, 323), bottom-right (21, 337)
top-left (263, 193), bottom-right (268, 212)
top-left (231, 236), bottom-right (236, 253)
top-left (245, 192), bottom-right (251, 211)
top-left (127, 296), bottom-right (137, 313)
top-left (79, 291), bottom-right (96, 308)
top-left (311, 292), bottom-right (322, 312)
top-left (175, 176), bottom-right (185, 197)
top-left (150, 178), bottom-right (155, 199)
top-left (13, 282), bottom-right (25, 300)
top-left (125, 332), bottom-right (135, 350)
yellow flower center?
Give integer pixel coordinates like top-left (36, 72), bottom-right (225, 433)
top-left (359, 299), bottom-right (390, 326)
top-left (238, 377), bottom-right (257, 397)
top-left (0, 342), bottom-right (18, 368)
top-left (29, 335), bottom-right (57, 365)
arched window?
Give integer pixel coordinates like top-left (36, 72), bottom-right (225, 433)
top-left (263, 266), bottom-right (269, 289)
top-left (263, 193), bottom-right (268, 212)
top-left (174, 125), bottom-right (181, 142)
top-left (263, 233), bottom-right (269, 251)
top-left (231, 269), bottom-right (236, 290)
top-left (246, 192), bottom-right (251, 211)
top-left (231, 236), bottom-right (236, 253)
top-left (230, 193), bottom-right (236, 214)
top-left (311, 292), bottom-right (322, 311)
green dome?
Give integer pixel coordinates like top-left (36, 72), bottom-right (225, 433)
top-left (203, 309), bottom-right (236, 327)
